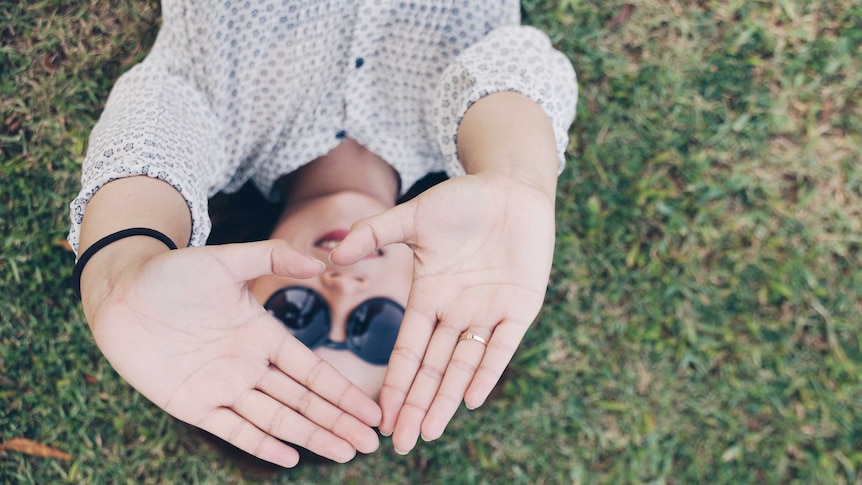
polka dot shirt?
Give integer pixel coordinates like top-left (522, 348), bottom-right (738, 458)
top-left (68, 0), bottom-right (578, 252)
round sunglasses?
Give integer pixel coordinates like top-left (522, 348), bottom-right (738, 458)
top-left (264, 286), bottom-right (404, 365)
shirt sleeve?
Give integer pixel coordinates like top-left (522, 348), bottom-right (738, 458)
top-left (430, 25), bottom-right (578, 178)
top-left (67, 7), bottom-right (223, 255)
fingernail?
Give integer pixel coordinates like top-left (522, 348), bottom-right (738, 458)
top-left (379, 429), bottom-right (392, 437)
top-left (327, 249), bottom-right (336, 266)
top-left (315, 259), bottom-right (326, 272)
top-left (394, 446), bottom-right (410, 456)
top-left (420, 433), bottom-right (432, 443)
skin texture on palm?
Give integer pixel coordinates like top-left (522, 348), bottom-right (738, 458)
top-left (329, 172), bottom-right (555, 453)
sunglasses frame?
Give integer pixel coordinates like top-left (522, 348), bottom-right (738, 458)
top-left (263, 286), bottom-right (404, 365)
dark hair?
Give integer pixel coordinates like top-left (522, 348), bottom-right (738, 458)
top-left (207, 172), bottom-right (448, 245)
top-left (207, 181), bottom-right (282, 245)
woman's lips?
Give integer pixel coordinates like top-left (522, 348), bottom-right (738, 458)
top-left (314, 229), bottom-right (350, 250)
top-left (314, 229), bottom-right (383, 258)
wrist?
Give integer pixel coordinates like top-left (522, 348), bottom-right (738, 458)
top-left (456, 91), bottom-right (559, 200)
top-left (77, 176), bottom-right (192, 255)
top-left (79, 236), bottom-right (173, 326)
top-left (76, 176), bottom-right (192, 324)
top-left (470, 161), bottom-right (558, 202)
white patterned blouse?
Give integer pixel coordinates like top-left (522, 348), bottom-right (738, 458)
top-left (68, 0), bottom-right (578, 252)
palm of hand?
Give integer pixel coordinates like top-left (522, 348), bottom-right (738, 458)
top-left (88, 243), bottom-right (380, 467)
top-left (332, 173), bottom-right (556, 453)
top-left (405, 174), bottom-right (554, 320)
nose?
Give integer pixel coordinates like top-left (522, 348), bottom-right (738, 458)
top-left (319, 268), bottom-right (368, 293)
top-left (319, 269), bottom-right (367, 343)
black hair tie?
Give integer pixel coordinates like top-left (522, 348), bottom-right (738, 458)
top-left (73, 228), bottom-right (178, 298)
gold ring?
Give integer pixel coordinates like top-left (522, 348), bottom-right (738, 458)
top-left (458, 332), bottom-right (488, 345)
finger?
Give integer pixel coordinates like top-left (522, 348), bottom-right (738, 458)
top-left (233, 389), bottom-right (357, 463)
top-left (199, 407), bottom-right (301, 468)
top-left (209, 240), bottom-right (325, 282)
top-left (464, 318), bottom-right (530, 410)
top-left (257, 365), bottom-right (379, 454)
top-left (378, 303), bottom-right (437, 436)
top-left (329, 201), bottom-right (417, 266)
top-left (268, 330), bottom-right (382, 427)
top-left (420, 327), bottom-right (491, 442)
top-left (389, 317), bottom-right (463, 454)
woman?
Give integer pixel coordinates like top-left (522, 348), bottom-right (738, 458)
top-left (70, 0), bottom-right (577, 468)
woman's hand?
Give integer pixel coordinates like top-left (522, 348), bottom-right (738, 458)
top-left (82, 239), bottom-right (382, 467)
top-left (330, 172), bottom-right (555, 454)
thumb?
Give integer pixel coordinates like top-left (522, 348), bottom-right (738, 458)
top-left (329, 201), bottom-right (418, 266)
top-left (206, 240), bottom-right (325, 282)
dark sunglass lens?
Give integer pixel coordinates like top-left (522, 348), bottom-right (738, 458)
top-left (348, 299), bottom-right (404, 365)
top-left (266, 287), bottom-right (329, 346)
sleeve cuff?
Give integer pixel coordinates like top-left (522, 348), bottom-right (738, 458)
top-left (431, 25), bottom-right (578, 178)
top-left (68, 166), bottom-right (211, 256)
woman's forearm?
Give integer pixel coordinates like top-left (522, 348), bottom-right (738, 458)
top-left (77, 176), bottom-right (192, 324)
top-left (455, 91), bottom-right (560, 200)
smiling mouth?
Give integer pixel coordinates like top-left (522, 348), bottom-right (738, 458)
top-left (314, 229), bottom-right (350, 250)
top-left (314, 229), bottom-right (384, 258)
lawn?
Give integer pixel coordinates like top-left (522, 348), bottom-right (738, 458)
top-left (1, 0), bottom-right (860, 483)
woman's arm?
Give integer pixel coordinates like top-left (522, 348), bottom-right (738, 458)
top-left (430, 25), bottom-right (578, 186)
top-left (77, 176), bottom-right (192, 323)
top-left (330, 92), bottom-right (569, 454)
top-left (330, 23), bottom-right (578, 454)
top-left (456, 91), bottom-right (559, 199)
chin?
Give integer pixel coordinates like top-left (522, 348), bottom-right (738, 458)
top-left (313, 347), bottom-right (387, 400)
top-left (273, 191), bottom-right (389, 246)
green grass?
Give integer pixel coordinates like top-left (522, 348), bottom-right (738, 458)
top-left (2, 0), bottom-right (861, 483)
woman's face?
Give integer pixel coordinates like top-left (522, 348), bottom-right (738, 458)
top-left (249, 191), bottom-right (413, 399)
